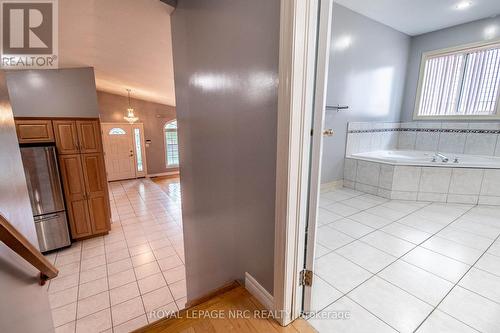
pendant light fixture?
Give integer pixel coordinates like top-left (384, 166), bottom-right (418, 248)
top-left (124, 89), bottom-right (139, 124)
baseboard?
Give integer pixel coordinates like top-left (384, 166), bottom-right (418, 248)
top-left (320, 179), bottom-right (344, 192)
top-left (244, 272), bottom-right (274, 311)
top-left (147, 171), bottom-right (180, 178)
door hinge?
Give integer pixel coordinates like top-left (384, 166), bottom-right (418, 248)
top-left (299, 269), bottom-right (313, 287)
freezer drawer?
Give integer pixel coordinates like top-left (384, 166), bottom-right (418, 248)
top-left (34, 212), bottom-right (71, 252)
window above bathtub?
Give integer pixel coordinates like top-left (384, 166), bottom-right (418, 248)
top-left (414, 40), bottom-right (500, 120)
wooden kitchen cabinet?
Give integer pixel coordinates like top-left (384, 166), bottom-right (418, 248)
top-left (53, 120), bottom-right (79, 154)
top-left (58, 154), bottom-right (93, 239)
top-left (17, 117), bottom-right (110, 240)
top-left (81, 153), bottom-right (110, 234)
top-left (76, 120), bottom-right (101, 153)
top-left (15, 119), bottom-right (54, 143)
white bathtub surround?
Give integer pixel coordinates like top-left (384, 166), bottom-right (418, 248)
top-left (347, 121), bottom-right (500, 157)
top-left (345, 154), bottom-right (500, 205)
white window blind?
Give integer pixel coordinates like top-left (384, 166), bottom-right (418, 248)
top-left (417, 44), bottom-right (500, 118)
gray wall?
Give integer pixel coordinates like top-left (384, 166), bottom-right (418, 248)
top-left (172, 0), bottom-right (279, 298)
top-left (97, 91), bottom-right (178, 175)
top-left (0, 70), bottom-right (54, 332)
top-left (6, 67), bottom-right (99, 118)
top-left (322, 4), bottom-right (410, 183)
top-left (401, 16), bottom-right (500, 121)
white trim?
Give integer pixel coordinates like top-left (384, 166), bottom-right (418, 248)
top-left (302, 0), bottom-right (334, 315)
top-left (245, 272), bottom-right (274, 312)
top-left (274, 0), bottom-right (322, 326)
top-left (413, 38), bottom-right (500, 121)
top-left (147, 171), bottom-right (180, 178)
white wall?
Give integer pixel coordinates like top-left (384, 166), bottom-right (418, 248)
top-left (401, 16), bottom-right (500, 122)
top-left (171, 0), bottom-right (279, 299)
top-left (322, 4), bottom-right (410, 183)
top-left (6, 67), bottom-right (99, 118)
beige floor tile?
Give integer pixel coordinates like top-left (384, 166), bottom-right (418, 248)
top-left (104, 240), bottom-right (127, 253)
top-left (138, 273), bottom-right (167, 294)
top-left (142, 286), bottom-right (174, 313)
top-left (54, 321), bottom-right (75, 333)
top-left (163, 265), bottom-right (186, 284)
top-left (107, 258), bottom-right (133, 276)
top-left (110, 282), bottom-right (141, 306)
top-left (153, 246), bottom-right (177, 260)
top-left (157, 255), bottom-right (183, 271)
top-left (111, 297), bottom-right (145, 326)
top-left (134, 261), bottom-right (161, 280)
top-left (113, 315), bottom-right (148, 333)
top-left (81, 255), bottom-right (106, 272)
top-left (49, 273), bottom-right (80, 294)
top-left (108, 269), bottom-right (136, 289)
top-left (175, 297), bottom-right (187, 310)
top-left (78, 277), bottom-right (108, 299)
top-left (49, 286), bottom-right (78, 309)
top-left (77, 291), bottom-right (110, 319)
top-left (55, 252), bottom-right (81, 266)
top-left (81, 246), bottom-right (105, 260)
top-left (131, 251), bottom-right (156, 267)
top-left (52, 302), bottom-right (77, 327)
top-left (57, 262), bottom-right (81, 277)
top-left (128, 244), bottom-right (152, 257)
top-left (75, 308), bottom-right (112, 333)
top-left (79, 265), bottom-right (107, 284)
top-left (169, 279), bottom-right (187, 300)
top-left (106, 248), bottom-right (130, 264)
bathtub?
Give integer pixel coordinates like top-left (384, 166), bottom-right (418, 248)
top-left (344, 150), bottom-right (500, 205)
top-left (350, 150), bottom-right (500, 169)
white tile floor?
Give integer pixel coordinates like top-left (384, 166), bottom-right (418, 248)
top-left (44, 178), bottom-right (186, 333)
top-left (310, 186), bottom-right (500, 333)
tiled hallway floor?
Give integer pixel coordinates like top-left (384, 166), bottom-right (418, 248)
top-left (44, 178), bottom-right (186, 333)
top-left (310, 186), bottom-right (500, 333)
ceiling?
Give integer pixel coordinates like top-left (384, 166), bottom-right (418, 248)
top-left (334, 0), bottom-right (500, 36)
top-left (59, 0), bottom-right (176, 106)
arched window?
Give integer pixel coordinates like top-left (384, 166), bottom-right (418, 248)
top-left (109, 128), bottom-right (126, 135)
top-left (164, 120), bottom-right (179, 167)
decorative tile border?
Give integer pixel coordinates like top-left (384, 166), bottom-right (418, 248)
top-left (348, 128), bottom-right (500, 134)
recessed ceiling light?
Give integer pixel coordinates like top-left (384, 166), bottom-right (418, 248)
top-left (455, 1), bottom-right (473, 10)
top-left (333, 35), bottom-right (352, 51)
top-left (484, 25), bottom-right (498, 39)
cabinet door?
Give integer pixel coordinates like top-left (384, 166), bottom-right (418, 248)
top-left (58, 154), bottom-right (92, 239)
top-left (81, 153), bottom-right (110, 234)
top-left (77, 120), bottom-right (102, 153)
top-left (15, 119), bottom-right (54, 143)
top-left (54, 120), bottom-right (79, 154)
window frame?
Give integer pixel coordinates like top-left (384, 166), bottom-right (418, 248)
top-left (164, 120), bottom-right (179, 168)
top-left (413, 38), bottom-right (500, 120)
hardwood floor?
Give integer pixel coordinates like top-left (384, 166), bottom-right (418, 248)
top-left (135, 285), bottom-right (316, 333)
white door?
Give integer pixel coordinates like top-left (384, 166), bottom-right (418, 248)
top-left (101, 124), bottom-right (137, 181)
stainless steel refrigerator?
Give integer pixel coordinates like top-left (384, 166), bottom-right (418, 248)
top-left (20, 146), bottom-right (71, 252)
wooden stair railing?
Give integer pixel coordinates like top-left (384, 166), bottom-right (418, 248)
top-left (0, 214), bottom-right (58, 285)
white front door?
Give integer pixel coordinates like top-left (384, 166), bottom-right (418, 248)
top-left (101, 124), bottom-right (137, 181)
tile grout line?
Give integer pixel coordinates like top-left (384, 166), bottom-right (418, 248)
top-left (412, 224), bottom-right (500, 332)
top-left (311, 192), bottom-right (478, 328)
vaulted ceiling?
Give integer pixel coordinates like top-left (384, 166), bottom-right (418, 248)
top-left (59, 0), bottom-right (176, 105)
